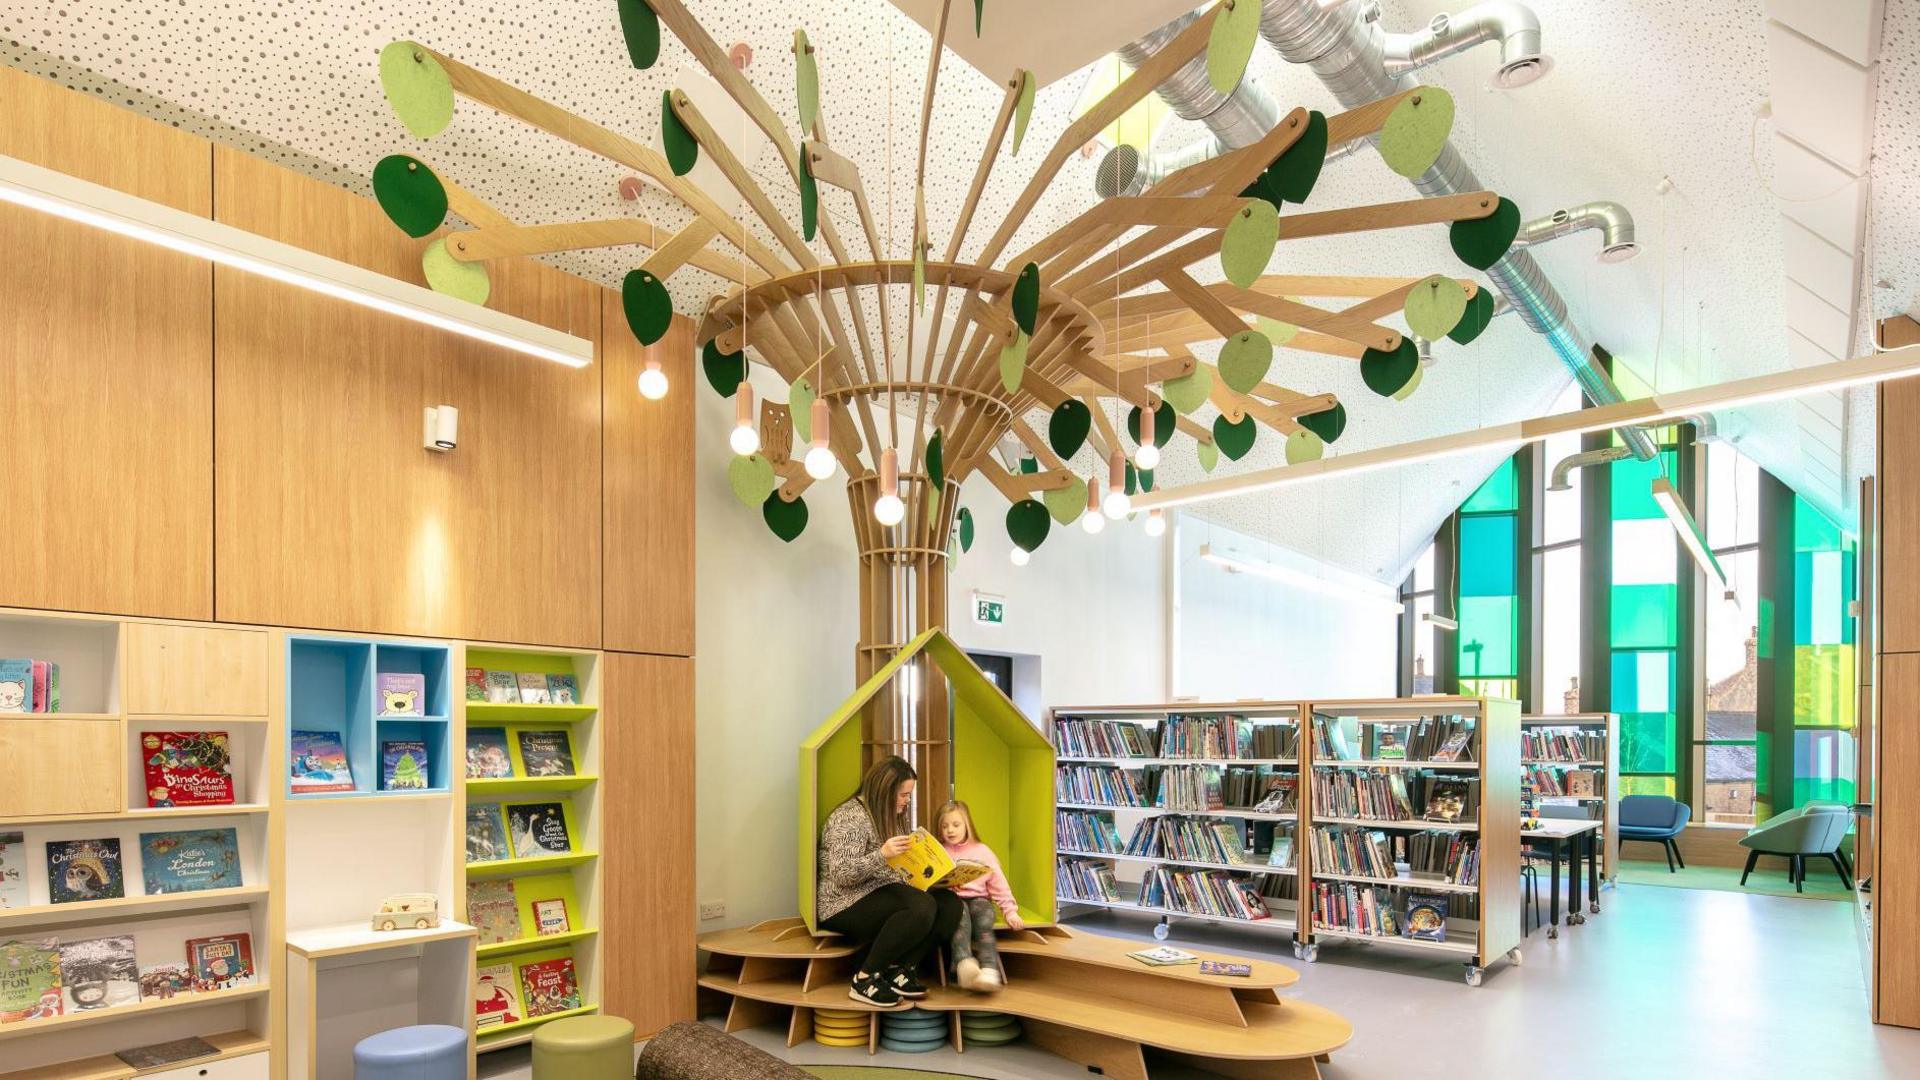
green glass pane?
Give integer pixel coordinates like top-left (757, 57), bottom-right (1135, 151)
top-left (1611, 583), bottom-right (1678, 648)
top-left (1609, 450), bottom-right (1677, 520)
top-left (1794, 644), bottom-right (1856, 729)
top-left (1458, 595), bottom-right (1517, 680)
top-left (1619, 774), bottom-right (1677, 797)
top-left (1792, 729), bottom-right (1856, 807)
top-left (1458, 514), bottom-right (1517, 596)
top-left (1619, 710), bottom-right (1677, 773)
top-left (1612, 650), bottom-right (1674, 714)
top-left (1460, 677), bottom-right (1518, 700)
top-left (1794, 495), bottom-right (1844, 552)
top-left (1461, 457), bottom-right (1518, 513)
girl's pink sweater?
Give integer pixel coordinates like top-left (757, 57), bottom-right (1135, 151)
top-left (942, 839), bottom-right (1020, 919)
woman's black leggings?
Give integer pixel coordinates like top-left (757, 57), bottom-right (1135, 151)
top-left (821, 883), bottom-right (962, 975)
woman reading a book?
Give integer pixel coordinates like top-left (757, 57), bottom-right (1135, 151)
top-left (817, 756), bottom-right (962, 1008)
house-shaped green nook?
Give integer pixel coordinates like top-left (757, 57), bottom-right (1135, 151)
top-left (798, 627), bottom-right (1057, 934)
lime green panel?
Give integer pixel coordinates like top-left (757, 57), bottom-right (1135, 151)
top-left (468, 648), bottom-right (580, 677)
top-left (1794, 644), bottom-right (1856, 730)
top-left (1620, 774), bottom-right (1677, 797)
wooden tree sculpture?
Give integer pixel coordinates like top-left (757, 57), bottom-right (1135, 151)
top-left (371, 0), bottom-right (1514, 809)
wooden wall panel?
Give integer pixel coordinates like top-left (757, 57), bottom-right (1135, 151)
top-left (601, 651), bottom-right (696, 1037)
top-left (210, 147), bottom-right (605, 647)
top-left (603, 303), bottom-right (695, 656)
top-left (1880, 379), bottom-right (1920, 655)
top-left (0, 66), bottom-right (213, 619)
top-left (1876, 653), bottom-right (1920, 1026)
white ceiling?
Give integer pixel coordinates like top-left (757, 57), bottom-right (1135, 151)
top-left (2, 0), bottom-right (1911, 585)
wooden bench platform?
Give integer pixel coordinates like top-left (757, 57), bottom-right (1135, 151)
top-left (698, 918), bottom-right (1352, 1080)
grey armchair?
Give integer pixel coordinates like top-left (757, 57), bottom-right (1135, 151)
top-left (1618, 795), bottom-right (1691, 872)
top-left (1739, 803), bottom-right (1853, 892)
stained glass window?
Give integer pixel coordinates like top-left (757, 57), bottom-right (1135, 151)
top-left (1459, 457), bottom-right (1520, 700)
top-left (1792, 496), bottom-right (1856, 806)
top-left (1610, 446), bottom-right (1680, 795)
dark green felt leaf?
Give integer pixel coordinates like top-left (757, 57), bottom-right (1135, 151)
top-left (1360, 338), bottom-right (1419, 397)
top-left (1124, 462), bottom-right (1137, 497)
top-left (1126, 401), bottom-right (1175, 449)
top-left (617, 0), bottom-right (661, 70)
top-left (1018, 457), bottom-right (1039, 475)
top-left (974, 0), bottom-right (985, 35)
top-left (1450, 196), bottom-right (1521, 271)
top-left (1048, 400), bottom-right (1091, 460)
top-left (1007, 499), bottom-right (1050, 553)
top-left (1268, 110), bottom-right (1327, 204)
top-left (702, 340), bottom-right (746, 397)
top-left (1139, 467), bottom-right (1155, 493)
top-left (1447, 287), bottom-right (1495, 345)
top-left (662, 90), bottom-right (699, 177)
top-left (927, 429), bottom-right (945, 492)
top-left (1298, 401), bottom-right (1347, 444)
top-left (372, 156), bottom-right (447, 238)
top-left (622, 268), bottom-right (673, 346)
top-left (1011, 263), bottom-right (1040, 337)
top-left (799, 142), bottom-right (820, 242)
top-left (958, 506), bottom-right (975, 551)
top-left (1213, 414), bottom-right (1257, 460)
top-left (763, 492), bottom-right (809, 542)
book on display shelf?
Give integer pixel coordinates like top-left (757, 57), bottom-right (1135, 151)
top-left (185, 933), bottom-right (255, 991)
top-left (58, 934), bottom-right (138, 1012)
top-left (1052, 718), bottom-right (1155, 758)
top-left (506, 802), bottom-right (573, 858)
top-left (381, 739), bottom-right (431, 791)
top-left (1403, 893), bottom-right (1449, 941)
top-left (515, 673), bottom-right (553, 705)
top-left (138, 963), bottom-right (190, 1001)
top-left (467, 727), bottom-right (514, 779)
top-left (1055, 857), bottom-right (1119, 903)
top-left (485, 670), bottom-right (519, 703)
top-left (1152, 764), bottom-right (1225, 812)
top-left (516, 729), bottom-right (575, 777)
top-left (140, 730), bottom-right (236, 807)
top-left (467, 879), bottom-right (521, 945)
top-left (1250, 773), bottom-right (1297, 813)
top-left (1268, 835), bottom-right (1294, 869)
top-left (533, 898), bottom-right (570, 936)
top-left (467, 804), bottom-right (511, 863)
top-left (289, 730), bottom-right (355, 793)
top-left (545, 673), bottom-right (580, 705)
top-left (377, 673), bottom-right (426, 716)
top-left (466, 667), bottom-right (488, 701)
top-left (1054, 809), bottom-right (1124, 854)
top-left (1055, 764), bottom-right (1147, 807)
top-left (0, 831), bottom-right (26, 909)
top-left (46, 837), bottom-right (125, 903)
top-left (518, 955), bottom-right (581, 1017)
top-left (0, 937), bottom-right (62, 1022)
top-left (0, 659), bottom-right (34, 713)
top-left (139, 828), bottom-right (243, 893)
top-left (474, 962), bottom-right (523, 1028)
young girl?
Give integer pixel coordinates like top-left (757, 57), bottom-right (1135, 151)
top-left (936, 800), bottom-right (1024, 992)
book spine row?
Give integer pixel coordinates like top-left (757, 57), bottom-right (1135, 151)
top-left (1313, 881), bottom-right (1399, 936)
top-left (1140, 866), bottom-right (1274, 921)
top-left (1309, 767), bottom-right (1416, 821)
top-left (1521, 728), bottom-right (1605, 761)
top-left (1151, 764), bottom-right (1225, 812)
top-left (0, 658), bottom-right (61, 714)
top-left (1223, 766), bottom-right (1296, 810)
top-left (1055, 857), bottom-right (1120, 903)
top-left (1054, 810), bottom-right (1124, 854)
top-left (1405, 831), bottom-right (1480, 885)
top-left (1160, 715), bottom-right (1250, 759)
top-left (1052, 719), bottom-right (1155, 758)
top-left (1123, 815), bottom-right (1253, 866)
top-left (1309, 824), bottom-right (1397, 879)
top-left (1523, 766), bottom-right (1602, 797)
top-left (1055, 765), bottom-right (1147, 807)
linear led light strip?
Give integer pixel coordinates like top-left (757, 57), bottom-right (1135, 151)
top-left (1650, 477), bottom-right (1732, 596)
top-left (0, 153), bottom-right (594, 368)
top-left (1198, 542), bottom-right (1406, 614)
top-left (1135, 344), bottom-right (1920, 512)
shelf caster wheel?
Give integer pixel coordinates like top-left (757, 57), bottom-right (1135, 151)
top-left (1152, 918), bottom-right (1170, 941)
top-left (1568, 913), bottom-right (1587, 926)
top-left (1463, 965), bottom-right (1484, 987)
top-left (1589, 902), bottom-right (1601, 915)
top-left (1291, 941), bottom-right (1305, 961)
top-left (1547, 925), bottom-right (1558, 940)
top-left (1300, 944), bottom-right (1319, 964)
top-left (1505, 947), bottom-right (1523, 967)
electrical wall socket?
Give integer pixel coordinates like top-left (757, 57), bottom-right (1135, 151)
top-left (700, 901), bottom-right (726, 921)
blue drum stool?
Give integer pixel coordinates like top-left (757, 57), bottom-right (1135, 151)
top-left (353, 1024), bottom-right (466, 1080)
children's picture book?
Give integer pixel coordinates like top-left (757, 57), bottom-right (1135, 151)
top-left (1198, 959), bottom-right (1253, 977)
top-left (289, 730), bottom-right (355, 793)
top-left (466, 880), bottom-right (522, 945)
top-left (484, 670), bottom-right (519, 703)
top-left (545, 673), bottom-right (580, 706)
top-left (0, 937), bottom-right (63, 1022)
top-left (1372, 730), bottom-right (1407, 760)
top-left (1567, 769), bottom-right (1598, 797)
top-left (474, 962), bottom-right (522, 1028)
top-left (115, 1036), bottom-right (221, 1070)
top-left (515, 672), bottom-right (552, 705)
top-left (138, 963), bottom-right (191, 1001)
top-left (466, 667), bottom-right (488, 701)
top-left (139, 829), bottom-right (243, 894)
top-left (184, 933), bottom-right (255, 991)
top-left (518, 955), bottom-right (581, 1017)
top-left (1403, 893), bottom-right (1449, 942)
top-left (884, 828), bottom-right (990, 891)
top-left (58, 935), bottom-right (138, 1011)
top-left (466, 805), bottom-right (510, 863)
top-left (1126, 945), bottom-right (1198, 967)
top-left (532, 898), bottom-right (570, 937)
top-left (506, 803), bottom-right (572, 858)
top-left (0, 660), bottom-right (31, 713)
top-left (466, 728), bottom-right (514, 779)
top-left (1433, 731), bottom-right (1475, 762)
top-left (516, 730), bottom-right (575, 777)
top-left (0, 832), bottom-right (26, 909)
top-left (46, 838), bottom-right (124, 904)
top-left (30, 661), bottom-right (59, 713)
top-left (1268, 835), bottom-right (1294, 869)
top-left (377, 673), bottom-right (427, 716)
top-left (381, 740), bottom-right (431, 791)
top-left (140, 731), bottom-right (236, 808)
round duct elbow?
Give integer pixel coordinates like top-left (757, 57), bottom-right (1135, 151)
top-left (1096, 144), bottom-right (1146, 199)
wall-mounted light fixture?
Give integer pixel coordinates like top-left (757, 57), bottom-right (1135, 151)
top-left (423, 406), bottom-right (459, 452)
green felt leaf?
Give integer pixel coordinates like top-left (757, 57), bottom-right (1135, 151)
top-left (1011, 262), bottom-right (1040, 337)
top-left (1047, 400), bottom-right (1091, 459)
top-left (958, 506), bottom-right (975, 551)
top-left (1378, 86), bottom-right (1454, 178)
top-left (1217, 330), bottom-right (1273, 395)
top-left (702, 341), bottom-right (747, 396)
top-left (1285, 429), bottom-right (1325, 464)
top-left (617, 0), bottom-right (661, 70)
top-left (1206, 0), bottom-right (1261, 96)
top-left (763, 491), bottom-right (809, 542)
top-left (1297, 401), bottom-right (1347, 444)
top-left (1361, 338), bottom-right (1419, 397)
top-left (794, 30), bottom-right (820, 133)
top-left (799, 146), bottom-right (819, 242)
top-left (913, 242), bottom-right (926, 313)
top-left (1220, 198), bottom-right (1278, 289)
top-left (421, 238), bottom-right (489, 304)
top-left (662, 90), bottom-right (699, 177)
top-left (1268, 110), bottom-right (1327, 204)
top-left (1197, 439), bottom-right (1219, 473)
top-left (1403, 274), bottom-right (1468, 340)
top-left (1043, 475), bottom-right (1087, 526)
top-left (975, 0), bottom-right (986, 35)
top-left (1392, 362), bottom-right (1425, 402)
top-left (1138, 468), bottom-right (1155, 493)
top-left (789, 377), bottom-right (816, 442)
top-left (1450, 196), bottom-right (1521, 271)
top-left (1447, 287), bottom-right (1495, 345)
top-left (1126, 400), bottom-right (1175, 449)
top-left (1018, 457), bottom-right (1039, 475)
top-left (372, 156), bottom-right (448, 238)
top-left (1213, 414), bottom-right (1256, 460)
top-left (1006, 499), bottom-right (1051, 553)
top-left (622, 268), bottom-right (674, 346)
top-left (729, 454), bottom-right (777, 508)
top-left (999, 330), bottom-right (1029, 393)
top-left (380, 42), bottom-right (453, 139)
top-left (1012, 70), bottom-right (1036, 156)
top-left (1124, 462), bottom-right (1137, 497)
top-left (1161, 363), bottom-right (1212, 415)
top-left (927, 429), bottom-right (946, 493)
top-left (1257, 311), bottom-right (1299, 347)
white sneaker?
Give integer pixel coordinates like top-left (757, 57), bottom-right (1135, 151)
top-left (976, 967), bottom-right (1003, 992)
top-left (955, 957), bottom-right (984, 991)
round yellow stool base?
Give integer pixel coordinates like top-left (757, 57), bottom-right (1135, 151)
top-left (531, 1014), bottom-right (635, 1080)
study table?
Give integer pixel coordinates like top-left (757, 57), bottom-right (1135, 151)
top-left (1520, 818), bottom-right (1602, 939)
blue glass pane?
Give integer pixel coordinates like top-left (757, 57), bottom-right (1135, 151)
top-left (1458, 595), bottom-right (1517, 680)
top-left (1458, 514), bottom-right (1516, 596)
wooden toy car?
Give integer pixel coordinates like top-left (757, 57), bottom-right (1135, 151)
top-left (371, 893), bottom-right (440, 931)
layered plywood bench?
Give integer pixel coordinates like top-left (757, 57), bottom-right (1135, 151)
top-left (697, 918), bottom-right (1352, 1080)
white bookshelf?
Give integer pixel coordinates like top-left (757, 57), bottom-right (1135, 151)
top-left (1520, 713), bottom-right (1620, 886)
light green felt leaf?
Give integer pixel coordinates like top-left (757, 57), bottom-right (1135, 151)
top-left (1043, 475), bottom-right (1087, 526)
top-left (422, 238), bottom-right (489, 304)
top-left (1197, 439), bottom-right (1220, 473)
top-left (1393, 362), bottom-right (1425, 402)
top-left (1220, 198), bottom-right (1278, 289)
top-left (999, 330), bottom-right (1030, 393)
top-left (794, 31), bottom-right (820, 132)
top-left (913, 242), bottom-right (926, 313)
top-left (1217, 330), bottom-right (1273, 394)
top-left (372, 155), bottom-right (448, 238)
top-left (789, 377), bottom-right (816, 443)
top-left (730, 453), bottom-right (777, 508)
top-left (1403, 274), bottom-right (1468, 340)
top-left (380, 42), bottom-right (453, 139)
top-left (763, 491), bottom-right (809, 542)
top-left (1378, 86), bottom-right (1454, 178)
top-left (1285, 429), bottom-right (1325, 464)
top-left (1012, 70), bottom-right (1036, 155)
top-left (1162, 363), bottom-right (1213, 415)
top-left (1257, 311), bottom-right (1299, 347)
top-left (617, 0), bottom-right (661, 70)
top-left (1206, 0), bottom-right (1261, 96)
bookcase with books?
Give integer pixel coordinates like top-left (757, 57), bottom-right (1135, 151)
top-left (1520, 713), bottom-right (1620, 885)
top-left (1300, 697), bottom-right (1522, 986)
top-left (459, 644), bottom-right (602, 1052)
top-left (1048, 702), bottom-right (1305, 943)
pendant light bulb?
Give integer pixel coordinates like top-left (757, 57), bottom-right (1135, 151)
top-left (1135, 401), bottom-right (1159, 470)
top-left (873, 447), bottom-right (905, 526)
top-left (803, 399), bottom-right (835, 479)
top-left (1103, 449), bottom-right (1130, 519)
top-left (730, 381), bottom-right (759, 456)
top-left (1010, 547), bottom-right (1030, 567)
top-left (1144, 508), bottom-right (1167, 537)
top-left (1082, 478), bottom-right (1106, 534)
top-left (637, 358), bottom-right (669, 400)
top-left (1135, 442), bottom-right (1160, 471)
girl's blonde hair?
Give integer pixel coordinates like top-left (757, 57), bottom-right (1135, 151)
top-left (934, 800), bottom-right (977, 844)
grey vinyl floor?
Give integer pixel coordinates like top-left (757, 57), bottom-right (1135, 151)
top-left (480, 881), bottom-right (1920, 1080)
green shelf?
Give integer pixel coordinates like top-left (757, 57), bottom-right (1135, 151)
top-left (466, 850), bottom-right (599, 878)
top-left (465, 702), bottom-right (598, 723)
top-left (467, 774), bottom-right (598, 796)
top-left (477, 1003), bottom-right (599, 1040)
top-left (476, 927), bottom-right (599, 961)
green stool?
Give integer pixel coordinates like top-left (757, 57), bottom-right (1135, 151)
top-left (532, 1014), bottom-right (635, 1080)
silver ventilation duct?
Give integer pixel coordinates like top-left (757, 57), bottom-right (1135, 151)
top-left (1514, 201), bottom-right (1640, 263)
top-left (1547, 445), bottom-right (1630, 491)
top-left (1254, 0), bottom-right (1658, 460)
top-left (1380, 2), bottom-right (1552, 88)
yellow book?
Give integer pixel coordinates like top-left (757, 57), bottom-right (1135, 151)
top-left (886, 828), bottom-right (992, 891)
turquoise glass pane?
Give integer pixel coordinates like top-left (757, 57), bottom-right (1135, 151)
top-left (1620, 711), bottom-right (1677, 774)
top-left (1462, 457), bottom-right (1518, 513)
top-left (1794, 497), bottom-right (1844, 552)
top-left (1611, 583), bottom-right (1678, 649)
top-left (1609, 450), bottom-right (1677, 521)
top-left (1611, 649), bottom-right (1674, 713)
top-left (1458, 595), bottom-right (1517, 680)
top-left (1458, 515), bottom-right (1516, 596)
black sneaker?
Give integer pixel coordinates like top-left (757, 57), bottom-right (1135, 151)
top-left (886, 967), bottom-right (929, 999)
top-left (849, 971), bottom-right (903, 1008)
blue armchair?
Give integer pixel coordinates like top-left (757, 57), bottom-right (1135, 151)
top-left (1618, 794), bottom-right (1691, 872)
top-left (1739, 803), bottom-right (1853, 892)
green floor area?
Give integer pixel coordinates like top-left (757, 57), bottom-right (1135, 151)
top-left (1617, 859), bottom-right (1855, 902)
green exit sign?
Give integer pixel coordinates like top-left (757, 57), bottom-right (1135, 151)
top-left (972, 591), bottom-right (1006, 625)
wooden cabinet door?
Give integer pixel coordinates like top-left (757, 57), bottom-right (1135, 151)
top-left (0, 719), bottom-right (121, 817)
top-left (124, 623), bottom-right (271, 716)
top-left (604, 304), bottom-right (694, 656)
